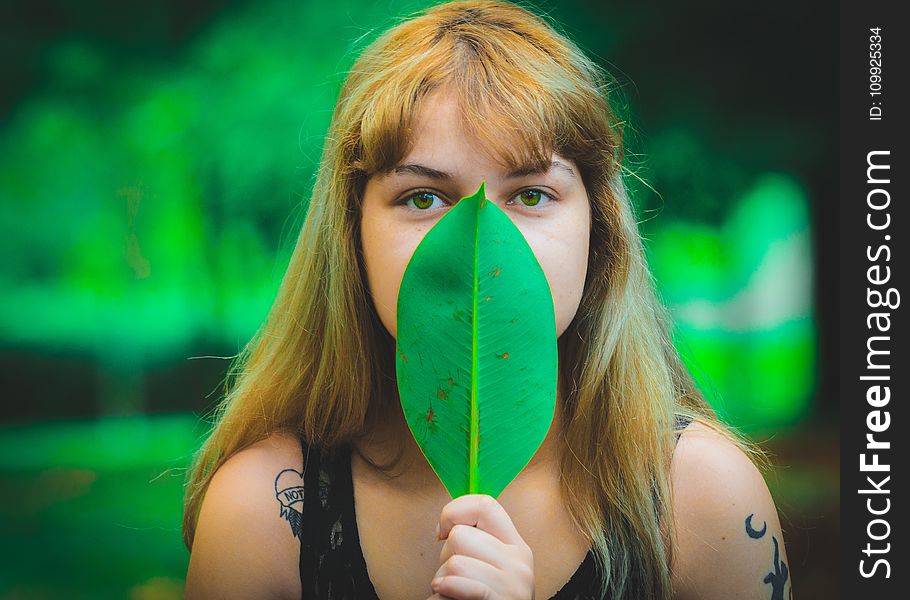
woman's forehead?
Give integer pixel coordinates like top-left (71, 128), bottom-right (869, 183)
top-left (393, 89), bottom-right (558, 172)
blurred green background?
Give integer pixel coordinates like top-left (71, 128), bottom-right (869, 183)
top-left (0, 0), bottom-right (839, 597)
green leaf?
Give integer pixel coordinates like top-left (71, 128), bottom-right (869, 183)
top-left (396, 182), bottom-right (558, 499)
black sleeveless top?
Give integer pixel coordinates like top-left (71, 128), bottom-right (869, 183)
top-left (298, 415), bottom-right (693, 599)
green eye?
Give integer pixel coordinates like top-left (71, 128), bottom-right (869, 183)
top-left (518, 190), bottom-right (542, 206)
top-left (413, 192), bottom-right (434, 209)
top-left (513, 189), bottom-right (555, 207)
top-left (404, 191), bottom-right (440, 210)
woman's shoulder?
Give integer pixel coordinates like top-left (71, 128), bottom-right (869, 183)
top-left (669, 420), bottom-right (792, 600)
top-left (185, 430), bottom-right (306, 600)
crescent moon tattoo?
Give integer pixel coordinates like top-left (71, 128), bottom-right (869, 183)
top-left (745, 513), bottom-right (767, 539)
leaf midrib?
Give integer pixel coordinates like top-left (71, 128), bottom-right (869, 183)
top-left (469, 192), bottom-right (483, 494)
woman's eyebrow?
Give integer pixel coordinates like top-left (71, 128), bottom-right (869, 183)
top-left (390, 159), bottom-right (577, 181)
top-left (506, 159), bottom-right (577, 180)
top-left (392, 163), bottom-right (455, 180)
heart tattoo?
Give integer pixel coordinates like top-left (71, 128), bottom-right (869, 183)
top-left (275, 468), bottom-right (305, 538)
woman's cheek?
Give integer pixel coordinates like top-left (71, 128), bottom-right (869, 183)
top-left (538, 236), bottom-right (589, 338)
top-left (372, 229), bottom-right (426, 340)
top-left (361, 227), bottom-right (399, 339)
top-left (380, 258), bottom-right (406, 340)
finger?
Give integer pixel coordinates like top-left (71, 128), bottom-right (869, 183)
top-left (437, 494), bottom-right (523, 546)
top-left (438, 523), bottom-right (507, 568)
top-left (432, 574), bottom-right (494, 600)
top-left (434, 553), bottom-right (502, 590)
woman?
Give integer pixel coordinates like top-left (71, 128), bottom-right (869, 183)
top-left (182, 1), bottom-right (792, 598)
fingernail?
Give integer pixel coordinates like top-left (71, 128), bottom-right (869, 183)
top-left (431, 577), bottom-right (442, 589)
top-left (434, 522), bottom-right (440, 539)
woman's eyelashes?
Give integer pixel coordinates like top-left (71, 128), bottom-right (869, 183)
top-left (397, 188), bottom-right (557, 212)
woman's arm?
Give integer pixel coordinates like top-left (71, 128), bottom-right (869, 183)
top-left (670, 421), bottom-right (793, 600)
top-left (185, 432), bottom-right (304, 600)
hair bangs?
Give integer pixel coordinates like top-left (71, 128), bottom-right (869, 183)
top-left (351, 4), bottom-right (607, 181)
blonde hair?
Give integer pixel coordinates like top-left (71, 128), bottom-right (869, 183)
top-left (182, 1), bottom-right (756, 597)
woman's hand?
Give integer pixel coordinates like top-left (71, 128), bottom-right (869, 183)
top-left (428, 494), bottom-right (535, 600)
